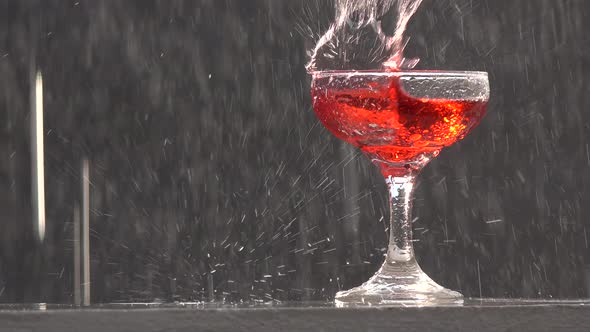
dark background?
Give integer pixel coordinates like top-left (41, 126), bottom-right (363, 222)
top-left (1, 0), bottom-right (589, 303)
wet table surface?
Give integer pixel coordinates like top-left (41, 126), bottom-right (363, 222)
top-left (1, 299), bottom-right (589, 331)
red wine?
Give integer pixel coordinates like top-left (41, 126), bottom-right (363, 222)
top-left (311, 73), bottom-right (487, 175)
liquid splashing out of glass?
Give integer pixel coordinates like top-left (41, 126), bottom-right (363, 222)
top-left (306, 0), bottom-right (490, 306)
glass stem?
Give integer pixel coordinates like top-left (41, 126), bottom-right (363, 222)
top-left (385, 175), bottom-right (416, 264)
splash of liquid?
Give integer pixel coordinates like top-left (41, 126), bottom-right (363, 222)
top-left (306, 0), bottom-right (423, 72)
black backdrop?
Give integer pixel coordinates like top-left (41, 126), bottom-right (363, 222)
top-left (1, 0), bottom-right (589, 303)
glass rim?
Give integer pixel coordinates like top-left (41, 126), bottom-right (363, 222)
top-left (309, 69), bottom-right (488, 79)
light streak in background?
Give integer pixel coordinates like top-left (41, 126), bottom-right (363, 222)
top-left (31, 71), bottom-right (45, 243)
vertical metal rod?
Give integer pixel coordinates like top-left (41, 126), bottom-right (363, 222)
top-left (207, 273), bottom-right (214, 301)
top-left (73, 204), bottom-right (81, 305)
top-left (477, 259), bottom-right (483, 300)
top-left (81, 158), bottom-right (90, 306)
top-left (31, 71), bottom-right (45, 243)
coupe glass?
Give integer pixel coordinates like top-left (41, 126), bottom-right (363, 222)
top-left (310, 70), bottom-right (490, 305)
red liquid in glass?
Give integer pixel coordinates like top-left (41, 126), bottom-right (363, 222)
top-left (311, 74), bottom-right (487, 175)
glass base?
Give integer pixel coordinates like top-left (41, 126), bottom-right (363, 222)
top-left (335, 257), bottom-right (463, 307)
